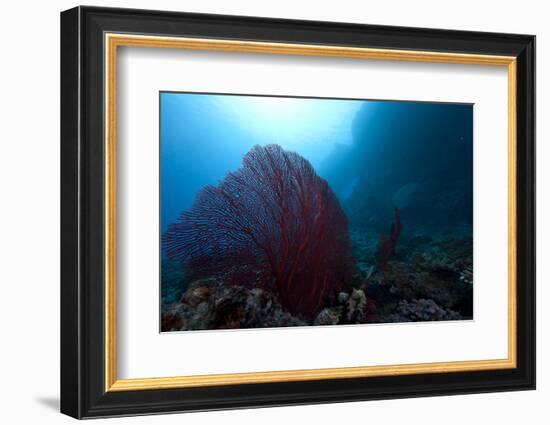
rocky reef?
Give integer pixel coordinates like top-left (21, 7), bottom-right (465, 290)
top-left (161, 230), bottom-right (472, 331)
top-left (162, 279), bottom-right (374, 331)
top-left (384, 299), bottom-right (462, 323)
top-left (162, 278), bottom-right (306, 331)
top-left (354, 230), bottom-right (472, 323)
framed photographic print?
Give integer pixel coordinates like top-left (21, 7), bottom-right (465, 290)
top-left (60, 6), bottom-right (536, 419)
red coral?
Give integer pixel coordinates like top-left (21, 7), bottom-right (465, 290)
top-left (377, 207), bottom-right (403, 270)
top-left (164, 144), bottom-right (355, 318)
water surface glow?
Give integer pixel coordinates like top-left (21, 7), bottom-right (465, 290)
top-left (161, 92), bottom-right (364, 230)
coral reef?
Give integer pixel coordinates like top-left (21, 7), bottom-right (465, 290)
top-left (343, 288), bottom-right (368, 323)
top-left (162, 278), bottom-right (379, 331)
top-left (385, 299), bottom-right (461, 322)
top-left (159, 98), bottom-right (475, 332)
top-left (460, 265), bottom-right (473, 285)
top-left (162, 278), bottom-right (307, 331)
top-left (162, 211), bottom-right (473, 329)
top-left (164, 144), bottom-right (355, 318)
top-left (356, 232), bottom-right (473, 321)
top-left (161, 232), bottom-right (472, 330)
top-left (313, 307), bottom-right (343, 326)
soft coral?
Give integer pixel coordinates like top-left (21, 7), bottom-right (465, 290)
top-left (377, 206), bottom-right (403, 270)
top-left (164, 144), bottom-right (355, 318)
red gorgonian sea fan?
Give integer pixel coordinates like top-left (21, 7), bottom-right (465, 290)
top-left (377, 206), bottom-right (403, 270)
top-left (164, 144), bottom-right (355, 318)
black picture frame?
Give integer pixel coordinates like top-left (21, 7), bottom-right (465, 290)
top-left (61, 5), bottom-right (535, 419)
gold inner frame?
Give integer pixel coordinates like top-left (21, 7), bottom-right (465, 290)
top-left (104, 33), bottom-right (518, 392)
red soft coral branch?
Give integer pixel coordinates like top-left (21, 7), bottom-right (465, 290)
top-left (164, 144), bottom-right (355, 318)
top-left (377, 206), bottom-right (403, 270)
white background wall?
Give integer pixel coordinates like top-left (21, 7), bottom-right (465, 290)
top-left (0, 0), bottom-right (546, 423)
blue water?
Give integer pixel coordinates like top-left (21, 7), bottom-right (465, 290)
top-left (161, 92), bottom-right (472, 235)
top-left (161, 92), bottom-right (363, 231)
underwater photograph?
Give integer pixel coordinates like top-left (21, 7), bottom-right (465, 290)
top-left (160, 92), bottom-right (473, 332)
